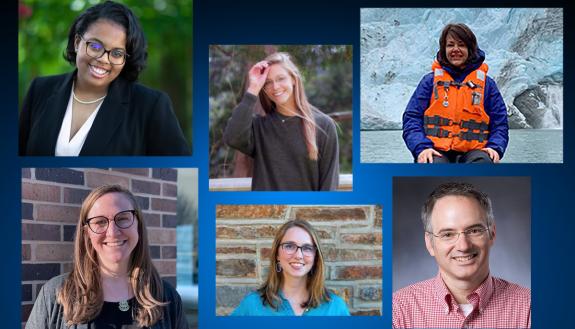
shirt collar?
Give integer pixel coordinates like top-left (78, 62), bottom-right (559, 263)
top-left (433, 272), bottom-right (494, 315)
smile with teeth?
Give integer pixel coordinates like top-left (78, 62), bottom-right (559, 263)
top-left (452, 254), bottom-right (477, 262)
top-left (104, 240), bottom-right (127, 247)
top-left (273, 91), bottom-right (285, 97)
top-left (289, 262), bottom-right (305, 269)
top-left (89, 64), bottom-right (110, 77)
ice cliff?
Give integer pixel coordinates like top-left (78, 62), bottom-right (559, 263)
top-left (360, 8), bottom-right (563, 130)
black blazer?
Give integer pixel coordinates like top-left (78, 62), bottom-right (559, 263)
top-left (19, 71), bottom-right (191, 156)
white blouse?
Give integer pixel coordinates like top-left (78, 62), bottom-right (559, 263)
top-left (55, 90), bottom-right (103, 156)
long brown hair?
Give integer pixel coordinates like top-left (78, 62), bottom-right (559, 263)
top-left (57, 185), bottom-right (166, 326)
top-left (257, 220), bottom-right (330, 309)
top-left (258, 52), bottom-right (323, 160)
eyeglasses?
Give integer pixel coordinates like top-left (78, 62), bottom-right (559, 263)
top-left (79, 35), bottom-right (128, 65)
top-left (279, 242), bottom-right (316, 257)
top-left (263, 75), bottom-right (289, 91)
top-left (427, 226), bottom-right (490, 244)
top-left (85, 210), bottom-right (136, 234)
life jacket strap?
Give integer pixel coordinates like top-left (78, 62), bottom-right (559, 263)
top-left (424, 127), bottom-right (450, 138)
top-left (459, 131), bottom-right (489, 142)
top-left (460, 119), bottom-right (489, 131)
top-left (424, 115), bottom-right (451, 126)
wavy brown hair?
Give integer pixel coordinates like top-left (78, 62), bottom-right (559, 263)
top-left (258, 52), bottom-right (327, 161)
top-left (257, 220), bottom-right (330, 310)
top-left (437, 23), bottom-right (479, 69)
top-left (57, 185), bottom-right (166, 326)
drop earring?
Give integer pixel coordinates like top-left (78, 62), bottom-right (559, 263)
top-left (275, 261), bottom-right (282, 273)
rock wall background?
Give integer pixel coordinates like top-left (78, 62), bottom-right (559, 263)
top-left (215, 205), bottom-right (383, 315)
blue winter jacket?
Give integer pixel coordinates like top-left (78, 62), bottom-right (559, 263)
top-left (402, 49), bottom-right (509, 159)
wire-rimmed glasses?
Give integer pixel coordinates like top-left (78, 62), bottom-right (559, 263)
top-left (426, 226), bottom-right (490, 244)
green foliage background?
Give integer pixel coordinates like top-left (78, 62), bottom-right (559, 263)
top-left (209, 45), bottom-right (353, 178)
top-left (18, 0), bottom-right (193, 143)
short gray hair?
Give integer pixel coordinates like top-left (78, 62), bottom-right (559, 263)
top-left (421, 182), bottom-right (494, 233)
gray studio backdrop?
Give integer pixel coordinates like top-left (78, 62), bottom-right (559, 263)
top-left (393, 177), bottom-right (531, 292)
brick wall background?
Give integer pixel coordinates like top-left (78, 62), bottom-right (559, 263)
top-left (21, 168), bottom-right (179, 325)
top-left (215, 205), bottom-right (382, 316)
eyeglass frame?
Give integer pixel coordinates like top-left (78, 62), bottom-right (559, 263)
top-left (426, 225), bottom-right (491, 244)
top-left (84, 209), bottom-right (137, 234)
top-left (279, 242), bottom-right (317, 257)
top-left (78, 35), bottom-right (129, 65)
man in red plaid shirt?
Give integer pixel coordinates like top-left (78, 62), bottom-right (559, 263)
top-left (393, 182), bottom-right (531, 328)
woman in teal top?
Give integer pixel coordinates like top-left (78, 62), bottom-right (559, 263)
top-left (231, 220), bottom-right (350, 316)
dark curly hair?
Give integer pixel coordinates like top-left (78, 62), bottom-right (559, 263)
top-left (437, 23), bottom-right (478, 70)
top-left (64, 1), bottom-right (147, 81)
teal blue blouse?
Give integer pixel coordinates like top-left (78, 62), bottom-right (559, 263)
top-left (231, 291), bottom-right (350, 316)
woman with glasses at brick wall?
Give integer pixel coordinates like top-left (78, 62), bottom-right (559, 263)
top-left (19, 1), bottom-right (190, 156)
top-left (223, 52), bottom-right (340, 191)
top-left (231, 220), bottom-right (350, 316)
top-left (26, 185), bottom-right (188, 329)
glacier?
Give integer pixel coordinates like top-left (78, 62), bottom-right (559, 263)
top-left (360, 8), bottom-right (563, 130)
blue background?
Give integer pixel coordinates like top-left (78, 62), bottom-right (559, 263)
top-left (4, 0), bottom-right (573, 328)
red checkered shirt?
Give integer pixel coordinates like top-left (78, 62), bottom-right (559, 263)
top-left (393, 273), bottom-right (531, 328)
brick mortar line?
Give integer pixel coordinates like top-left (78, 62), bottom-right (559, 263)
top-left (21, 200), bottom-right (82, 206)
top-left (21, 179), bottom-right (87, 189)
top-left (108, 168), bottom-right (153, 178)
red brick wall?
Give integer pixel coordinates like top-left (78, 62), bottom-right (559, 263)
top-left (21, 168), bottom-right (179, 325)
top-left (215, 205), bottom-right (383, 315)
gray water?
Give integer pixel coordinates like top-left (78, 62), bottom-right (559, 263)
top-left (361, 129), bottom-right (563, 163)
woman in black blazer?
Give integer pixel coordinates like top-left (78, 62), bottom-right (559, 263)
top-left (19, 1), bottom-right (190, 156)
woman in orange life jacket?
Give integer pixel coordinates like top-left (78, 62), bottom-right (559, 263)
top-left (402, 23), bottom-right (509, 163)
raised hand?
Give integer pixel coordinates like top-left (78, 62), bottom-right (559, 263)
top-left (246, 60), bottom-right (270, 96)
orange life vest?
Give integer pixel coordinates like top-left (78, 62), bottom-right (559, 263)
top-left (424, 61), bottom-right (490, 152)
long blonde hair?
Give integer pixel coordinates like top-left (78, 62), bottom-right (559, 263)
top-left (57, 185), bottom-right (166, 326)
top-left (258, 52), bottom-right (321, 160)
top-left (257, 220), bottom-right (330, 309)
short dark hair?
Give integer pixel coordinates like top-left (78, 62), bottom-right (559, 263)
top-left (437, 23), bottom-right (478, 69)
top-left (421, 182), bottom-right (494, 233)
top-left (64, 1), bottom-right (147, 81)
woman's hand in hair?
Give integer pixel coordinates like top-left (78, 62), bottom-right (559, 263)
top-left (246, 61), bottom-right (270, 96)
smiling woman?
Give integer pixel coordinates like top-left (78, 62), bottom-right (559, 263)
top-left (223, 52), bottom-right (340, 191)
top-left (25, 185), bottom-right (188, 329)
top-left (19, 1), bottom-right (190, 156)
top-left (231, 220), bottom-right (350, 316)
top-left (402, 23), bottom-right (509, 164)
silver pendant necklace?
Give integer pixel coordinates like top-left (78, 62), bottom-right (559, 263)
top-left (118, 300), bottom-right (130, 312)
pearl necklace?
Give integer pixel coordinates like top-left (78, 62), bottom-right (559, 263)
top-left (72, 85), bottom-right (107, 104)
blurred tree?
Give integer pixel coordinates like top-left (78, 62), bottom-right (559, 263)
top-left (18, 0), bottom-right (193, 145)
top-left (209, 45), bottom-right (352, 178)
